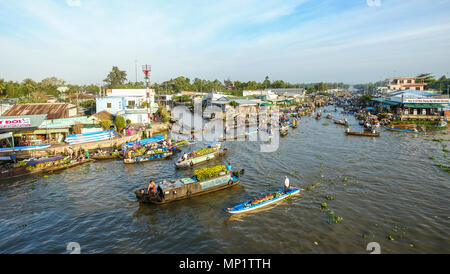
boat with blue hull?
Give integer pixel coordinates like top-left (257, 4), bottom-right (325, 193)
top-left (225, 188), bottom-right (302, 214)
top-left (384, 127), bottom-right (425, 134)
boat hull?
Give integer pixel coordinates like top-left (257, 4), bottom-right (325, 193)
top-left (136, 174), bottom-right (240, 204)
top-left (345, 132), bottom-right (380, 137)
top-left (226, 188), bottom-right (302, 214)
top-left (175, 149), bottom-right (227, 168)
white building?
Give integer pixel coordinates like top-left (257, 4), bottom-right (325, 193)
top-left (96, 89), bottom-right (158, 124)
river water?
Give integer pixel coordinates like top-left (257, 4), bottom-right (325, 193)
top-left (0, 107), bottom-right (449, 254)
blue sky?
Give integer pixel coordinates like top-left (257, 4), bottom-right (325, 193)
top-left (1, 0), bottom-right (450, 85)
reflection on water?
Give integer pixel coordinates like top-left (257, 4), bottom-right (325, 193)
top-left (0, 107), bottom-right (449, 254)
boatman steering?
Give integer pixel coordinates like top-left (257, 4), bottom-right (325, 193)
top-left (284, 176), bottom-right (291, 193)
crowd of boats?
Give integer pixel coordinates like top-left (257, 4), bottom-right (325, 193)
top-left (1, 98), bottom-right (447, 214)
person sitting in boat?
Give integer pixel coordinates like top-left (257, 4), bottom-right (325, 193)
top-left (182, 153), bottom-right (188, 161)
top-left (284, 176), bottom-right (291, 193)
top-left (146, 181), bottom-right (157, 195)
top-left (346, 127), bottom-right (350, 133)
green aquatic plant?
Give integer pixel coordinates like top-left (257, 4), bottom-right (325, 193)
top-left (321, 202), bottom-right (327, 208)
top-left (326, 195), bottom-right (334, 201)
top-left (322, 123), bottom-right (329, 126)
top-left (317, 156), bottom-right (322, 160)
top-left (44, 175), bottom-right (49, 179)
top-left (343, 177), bottom-right (349, 182)
top-left (388, 235), bottom-right (395, 241)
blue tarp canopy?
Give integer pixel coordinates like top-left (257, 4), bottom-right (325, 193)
top-left (124, 134), bottom-right (165, 147)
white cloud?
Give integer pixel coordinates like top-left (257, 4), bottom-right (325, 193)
top-left (66, 0), bottom-right (81, 7)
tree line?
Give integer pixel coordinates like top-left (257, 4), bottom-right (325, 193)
top-left (1, 65), bottom-right (352, 102)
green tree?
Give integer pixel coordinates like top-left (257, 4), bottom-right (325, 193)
top-left (104, 66), bottom-right (128, 88)
top-left (101, 120), bottom-right (113, 130)
top-left (263, 76), bottom-right (271, 89)
top-left (115, 115), bottom-right (126, 132)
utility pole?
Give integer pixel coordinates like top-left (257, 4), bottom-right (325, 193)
top-left (142, 65), bottom-right (152, 127)
top-left (135, 59), bottom-right (138, 84)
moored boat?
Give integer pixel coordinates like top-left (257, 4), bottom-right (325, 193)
top-left (175, 143), bottom-right (227, 168)
top-left (135, 165), bottom-right (243, 204)
top-left (0, 156), bottom-right (91, 180)
top-left (124, 150), bottom-right (174, 164)
top-left (345, 131), bottom-right (380, 137)
top-left (225, 188), bottom-right (302, 214)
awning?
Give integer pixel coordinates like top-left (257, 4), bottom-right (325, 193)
top-left (260, 102), bottom-right (272, 106)
top-left (0, 132), bottom-right (12, 140)
top-left (371, 98), bottom-right (399, 106)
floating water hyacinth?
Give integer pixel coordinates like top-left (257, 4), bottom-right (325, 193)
top-left (44, 175), bottom-right (49, 178)
top-left (321, 202), bottom-right (327, 208)
top-left (388, 235), bottom-right (395, 241)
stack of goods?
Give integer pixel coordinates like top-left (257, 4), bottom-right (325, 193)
top-left (245, 192), bottom-right (283, 207)
top-left (193, 165), bottom-right (226, 181)
top-left (192, 147), bottom-right (215, 157)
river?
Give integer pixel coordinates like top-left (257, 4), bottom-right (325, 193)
top-left (0, 107), bottom-right (449, 254)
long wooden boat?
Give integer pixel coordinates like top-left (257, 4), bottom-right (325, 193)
top-left (0, 156), bottom-right (91, 180)
top-left (175, 144), bottom-right (227, 168)
top-left (45, 158), bottom-right (92, 172)
top-left (384, 127), bottom-right (425, 134)
top-left (334, 119), bottom-right (349, 127)
top-left (225, 188), bottom-right (302, 214)
top-left (173, 140), bottom-right (197, 148)
top-left (135, 169), bottom-right (243, 204)
top-left (123, 151), bottom-right (174, 164)
top-left (345, 131), bottom-right (380, 137)
top-left (91, 154), bottom-right (123, 160)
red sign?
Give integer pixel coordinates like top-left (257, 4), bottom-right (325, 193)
top-left (0, 118), bottom-right (32, 129)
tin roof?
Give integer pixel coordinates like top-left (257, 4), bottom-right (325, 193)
top-left (2, 103), bottom-right (76, 119)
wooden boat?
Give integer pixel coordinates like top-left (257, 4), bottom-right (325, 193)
top-left (345, 131), bottom-right (380, 137)
top-left (0, 156), bottom-right (91, 180)
top-left (334, 119), bottom-right (349, 127)
top-left (225, 188), bottom-right (302, 214)
top-left (384, 127), bottom-right (425, 134)
top-left (280, 126), bottom-right (289, 136)
top-left (436, 120), bottom-right (448, 128)
top-left (173, 140), bottom-right (197, 148)
top-left (175, 143), bottom-right (227, 168)
top-left (123, 151), bottom-right (174, 164)
top-left (390, 124), bottom-right (415, 128)
top-left (45, 158), bottom-right (92, 172)
top-left (91, 152), bottom-right (123, 160)
top-left (135, 167), bottom-right (243, 204)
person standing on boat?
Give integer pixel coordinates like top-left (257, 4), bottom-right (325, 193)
top-left (226, 162), bottom-right (232, 175)
top-left (284, 176), bottom-right (291, 193)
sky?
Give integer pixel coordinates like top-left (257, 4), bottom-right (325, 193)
top-left (0, 0), bottom-right (450, 85)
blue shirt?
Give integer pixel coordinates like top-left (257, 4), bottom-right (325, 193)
top-left (226, 165), bottom-right (232, 171)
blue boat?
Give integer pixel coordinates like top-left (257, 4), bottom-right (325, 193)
top-left (384, 127), bottom-right (425, 134)
top-left (225, 188), bottom-right (302, 214)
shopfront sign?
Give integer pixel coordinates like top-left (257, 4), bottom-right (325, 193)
top-left (0, 118), bottom-right (31, 129)
top-left (404, 99), bottom-right (450, 104)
